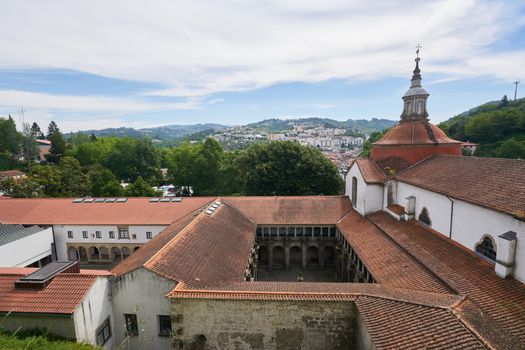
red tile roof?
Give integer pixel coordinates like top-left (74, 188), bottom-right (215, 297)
top-left (144, 201), bottom-right (257, 288)
top-left (0, 197), bottom-right (214, 225)
top-left (395, 155), bottom-right (525, 220)
top-left (374, 120), bottom-right (461, 146)
top-left (355, 296), bottom-right (484, 350)
top-left (368, 212), bottom-right (525, 345)
top-left (355, 159), bottom-right (387, 184)
top-left (0, 272), bottom-right (99, 314)
top-left (112, 211), bottom-right (201, 276)
top-left (223, 196), bottom-right (352, 225)
top-left (336, 210), bottom-right (451, 294)
top-left (0, 170), bottom-right (25, 177)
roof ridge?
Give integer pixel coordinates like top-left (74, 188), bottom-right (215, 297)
top-left (221, 197), bottom-right (257, 225)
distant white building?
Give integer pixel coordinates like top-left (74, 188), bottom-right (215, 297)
top-left (0, 224), bottom-right (54, 267)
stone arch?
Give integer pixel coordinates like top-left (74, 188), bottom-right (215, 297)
top-left (307, 246), bottom-right (319, 269)
top-left (122, 247), bottom-right (131, 260)
top-left (89, 246), bottom-right (100, 260)
top-left (475, 235), bottom-right (497, 262)
top-left (112, 247), bottom-right (122, 262)
top-left (68, 247), bottom-right (78, 261)
top-left (324, 246), bottom-right (336, 266)
top-left (100, 246), bottom-right (110, 260)
top-left (78, 246), bottom-right (88, 262)
top-left (289, 246), bottom-right (302, 268)
top-left (258, 246), bottom-right (269, 266)
top-left (272, 246), bottom-right (285, 269)
top-left (418, 207), bottom-right (431, 226)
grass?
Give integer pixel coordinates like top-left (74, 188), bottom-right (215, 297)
top-left (0, 329), bottom-right (99, 350)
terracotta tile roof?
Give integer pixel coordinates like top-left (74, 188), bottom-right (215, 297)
top-left (0, 272), bottom-right (98, 314)
top-left (35, 139), bottom-right (51, 145)
top-left (395, 155), bottom-right (525, 220)
top-left (386, 204), bottom-right (405, 215)
top-left (223, 196), bottom-right (352, 225)
top-left (355, 159), bottom-right (387, 184)
top-left (336, 210), bottom-right (452, 294)
top-left (0, 197), bottom-right (215, 225)
top-left (144, 201), bottom-right (257, 288)
top-left (171, 282), bottom-right (461, 307)
top-left (374, 120), bottom-right (461, 145)
top-left (0, 170), bottom-right (25, 177)
top-left (368, 212), bottom-right (525, 345)
top-left (112, 210), bottom-right (201, 276)
top-left (355, 296), bottom-right (485, 350)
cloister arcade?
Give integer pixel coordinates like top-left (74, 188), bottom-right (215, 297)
top-left (67, 244), bottom-right (141, 265)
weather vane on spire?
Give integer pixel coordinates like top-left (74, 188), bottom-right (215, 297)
top-left (415, 44), bottom-right (422, 59)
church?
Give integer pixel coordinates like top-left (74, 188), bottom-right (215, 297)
top-left (0, 55), bottom-right (523, 350)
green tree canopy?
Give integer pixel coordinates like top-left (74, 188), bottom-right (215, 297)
top-left (88, 164), bottom-right (124, 197)
top-left (495, 138), bottom-right (525, 159)
top-left (45, 129), bottom-right (66, 164)
top-left (235, 141), bottom-right (343, 195)
top-left (125, 176), bottom-right (160, 197)
top-left (0, 116), bottom-right (22, 156)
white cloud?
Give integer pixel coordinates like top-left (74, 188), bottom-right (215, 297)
top-left (0, 0), bottom-right (523, 99)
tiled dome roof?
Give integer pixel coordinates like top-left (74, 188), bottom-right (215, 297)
top-left (374, 120), bottom-right (461, 146)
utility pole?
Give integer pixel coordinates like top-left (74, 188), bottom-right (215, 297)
top-left (18, 107), bottom-right (32, 174)
top-left (514, 81), bottom-right (520, 101)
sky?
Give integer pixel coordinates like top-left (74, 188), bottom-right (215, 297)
top-left (0, 0), bottom-right (524, 132)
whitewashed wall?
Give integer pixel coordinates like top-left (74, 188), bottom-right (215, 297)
top-left (73, 276), bottom-right (115, 349)
top-left (111, 268), bottom-right (176, 350)
top-left (0, 227), bottom-right (54, 267)
top-left (54, 225), bottom-right (167, 260)
top-left (396, 181), bottom-right (525, 283)
top-left (345, 164), bottom-right (384, 216)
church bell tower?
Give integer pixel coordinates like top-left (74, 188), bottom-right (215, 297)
top-left (401, 46), bottom-right (429, 121)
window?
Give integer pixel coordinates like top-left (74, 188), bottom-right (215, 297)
top-left (82, 231), bottom-right (88, 239)
top-left (296, 227), bottom-right (303, 237)
top-left (279, 227), bottom-right (286, 237)
top-left (322, 227), bottom-right (329, 237)
top-left (119, 228), bottom-right (129, 239)
top-left (67, 231), bottom-right (73, 239)
top-left (158, 315), bottom-right (172, 336)
top-left (96, 317), bottom-right (112, 346)
top-left (329, 227), bottom-right (336, 237)
top-left (124, 314), bottom-right (138, 336)
top-left (256, 227), bottom-right (262, 237)
top-left (270, 227), bottom-right (277, 237)
top-left (476, 236), bottom-right (497, 262)
top-left (287, 227), bottom-right (295, 237)
top-left (146, 232), bottom-right (152, 239)
top-left (263, 227), bottom-right (269, 237)
top-left (351, 177), bottom-right (358, 206)
top-left (95, 231), bottom-right (102, 239)
top-left (418, 207), bottom-right (431, 226)
top-left (132, 234), bottom-right (137, 240)
top-left (313, 227), bottom-right (321, 237)
top-left (109, 231), bottom-right (115, 239)
top-left (305, 227), bottom-right (312, 237)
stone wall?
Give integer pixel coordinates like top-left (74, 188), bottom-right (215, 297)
top-left (171, 299), bottom-right (356, 350)
top-left (1, 314), bottom-right (76, 340)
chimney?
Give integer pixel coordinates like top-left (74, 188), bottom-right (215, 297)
top-left (495, 231), bottom-right (517, 278)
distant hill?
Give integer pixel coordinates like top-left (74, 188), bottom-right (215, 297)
top-left (248, 117), bottom-right (396, 133)
top-left (438, 96), bottom-right (525, 158)
top-left (83, 123), bottom-right (227, 140)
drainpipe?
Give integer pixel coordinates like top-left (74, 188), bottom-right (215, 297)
top-left (446, 196), bottom-right (454, 239)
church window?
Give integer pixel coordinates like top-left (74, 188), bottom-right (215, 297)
top-left (351, 177), bottom-right (357, 206)
top-left (406, 100), bottom-right (412, 113)
top-left (418, 207), bottom-right (431, 226)
top-left (418, 100), bottom-right (424, 114)
top-left (476, 236), bottom-right (497, 262)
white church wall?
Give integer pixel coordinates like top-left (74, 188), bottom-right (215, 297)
top-left (0, 227), bottom-right (54, 267)
top-left (54, 225), bottom-right (167, 261)
top-left (111, 268), bottom-right (176, 350)
top-left (345, 163), bottom-right (383, 216)
top-left (396, 181), bottom-right (525, 283)
top-left (73, 276), bottom-right (115, 349)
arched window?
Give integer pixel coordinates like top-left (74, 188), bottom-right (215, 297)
top-left (476, 236), bottom-right (497, 262)
top-left (351, 177), bottom-right (357, 206)
top-left (418, 207), bottom-right (431, 226)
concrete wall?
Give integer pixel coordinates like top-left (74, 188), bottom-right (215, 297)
top-left (73, 276), bottom-right (115, 349)
top-left (171, 299), bottom-right (356, 350)
top-left (0, 227), bottom-right (54, 267)
top-left (54, 224), bottom-right (167, 261)
top-left (396, 181), bottom-right (525, 283)
top-left (345, 164), bottom-right (383, 216)
top-left (111, 268), bottom-right (176, 350)
top-left (355, 310), bottom-right (375, 350)
top-left (1, 314), bottom-right (76, 339)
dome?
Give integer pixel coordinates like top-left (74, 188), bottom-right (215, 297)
top-left (374, 120), bottom-right (461, 146)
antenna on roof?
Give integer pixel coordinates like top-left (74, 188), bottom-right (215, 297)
top-left (514, 81), bottom-right (520, 101)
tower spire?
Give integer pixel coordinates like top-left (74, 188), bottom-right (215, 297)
top-left (401, 45), bottom-right (429, 121)
top-left (411, 44), bottom-right (422, 87)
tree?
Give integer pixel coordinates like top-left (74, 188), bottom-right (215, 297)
top-left (0, 177), bottom-right (43, 198)
top-left (125, 176), bottom-right (160, 197)
top-left (31, 164), bottom-right (63, 197)
top-left (45, 130), bottom-right (66, 164)
top-left (0, 116), bottom-right (22, 156)
top-left (495, 138), bottom-right (525, 159)
top-left (498, 95), bottom-right (509, 108)
top-left (58, 156), bottom-right (91, 197)
top-left (88, 165), bottom-right (123, 197)
top-left (235, 141), bottom-right (343, 195)
top-left (46, 121), bottom-right (60, 139)
top-left (21, 122), bottom-right (40, 161)
top-left (360, 130), bottom-right (387, 158)
top-left (30, 122), bottom-right (44, 139)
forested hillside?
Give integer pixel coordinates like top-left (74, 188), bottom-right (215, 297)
top-left (438, 96), bottom-right (525, 158)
